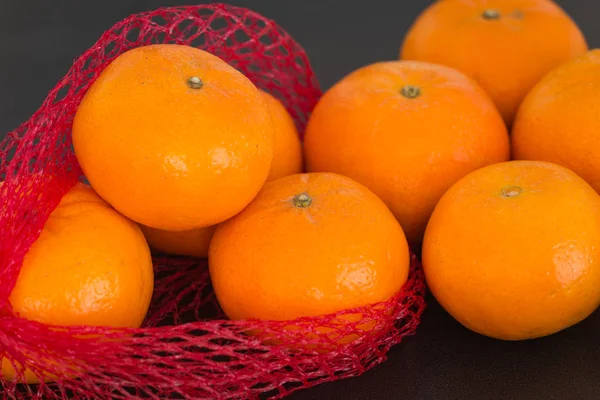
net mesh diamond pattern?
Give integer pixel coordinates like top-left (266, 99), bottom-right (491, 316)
top-left (0, 4), bottom-right (426, 399)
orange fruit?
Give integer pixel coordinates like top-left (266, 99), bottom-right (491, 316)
top-left (512, 50), bottom-right (600, 193)
top-left (73, 44), bottom-right (274, 231)
top-left (209, 173), bottom-right (409, 332)
top-left (400, 0), bottom-right (588, 125)
top-left (303, 60), bottom-right (509, 247)
top-left (2, 183), bottom-right (154, 382)
top-left (140, 90), bottom-right (302, 257)
top-left (140, 224), bottom-right (217, 258)
top-left (422, 160), bottom-right (600, 341)
top-left (261, 90), bottom-right (303, 181)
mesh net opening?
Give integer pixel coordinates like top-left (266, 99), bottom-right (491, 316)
top-left (0, 4), bottom-right (426, 399)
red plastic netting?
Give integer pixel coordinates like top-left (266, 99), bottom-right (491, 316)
top-left (0, 4), bottom-right (426, 399)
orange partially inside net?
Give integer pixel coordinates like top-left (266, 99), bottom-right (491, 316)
top-left (0, 4), bottom-right (426, 399)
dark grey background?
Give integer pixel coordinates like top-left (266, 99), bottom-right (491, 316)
top-left (2, 1), bottom-right (600, 399)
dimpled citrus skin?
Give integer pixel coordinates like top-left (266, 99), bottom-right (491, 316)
top-left (208, 173), bottom-right (410, 321)
top-left (512, 50), bottom-right (600, 193)
top-left (3, 183), bottom-right (154, 382)
top-left (72, 44), bottom-right (274, 231)
top-left (422, 161), bottom-right (600, 341)
top-left (400, 0), bottom-right (588, 125)
top-left (139, 90), bottom-right (301, 258)
top-left (303, 60), bottom-right (509, 247)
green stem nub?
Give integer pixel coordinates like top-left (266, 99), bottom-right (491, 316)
top-left (401, 85), bottom-right (421, 99)
top-left (502, 186), bottom-right (522, 198)
top-left (293, 192), bottom-right (312, 208)
top-left (187, 76), bottom-right (203, 89)
top-left (482, 9), bottom-right (501, 20)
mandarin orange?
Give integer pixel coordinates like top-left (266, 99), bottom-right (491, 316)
top-left (261, 90), bottom-right (303, 181)
top-left (400, 0), bottom-right (587, 125)
top-left (512, 49), bottom-right (600, 193)
top-left (140, 224), bottom-right (217, 258)
top-left (422, 161), bottom-right (600, 340)
top-left (2, 183), bottom-right (154, 382)
top-left (304, 60), bottom-right (509, 247)
top-left (209, 173), bottom-right (410, 324)
top-left (139, 90), bottom-right (302, 257)
top-left (73, 44), bottom-right (274, 231)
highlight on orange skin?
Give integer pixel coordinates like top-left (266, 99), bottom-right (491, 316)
top-left (422, 160), bottom-right (600, 341)
top-left (72, 44), bottom-right (275, 231)
top-left (140, 90), bottom-right (303, 258)
top-left (303, 60), bottom-right (510, 248)
top-left (2, 183), bottom-right (154, 382)
top-left (209, 172), bottom-right (410, 347)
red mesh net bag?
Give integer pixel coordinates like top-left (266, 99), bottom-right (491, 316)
top-left (0, 4), bottom-right (427, 399)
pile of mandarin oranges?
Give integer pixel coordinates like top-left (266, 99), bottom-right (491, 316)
top-left (5, 0), bottom-right (600, 383)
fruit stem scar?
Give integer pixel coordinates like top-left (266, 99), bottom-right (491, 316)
top-left (293, 192), bottom-right (312, 208)
top-left (400, 85), bottom-right (421, 99)
top-left (502, 186), bottom-right (522, 198)
top-left (187, 76), bottom-right (203, 89)
top-left (482, 9), bottom-right (501, 19)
